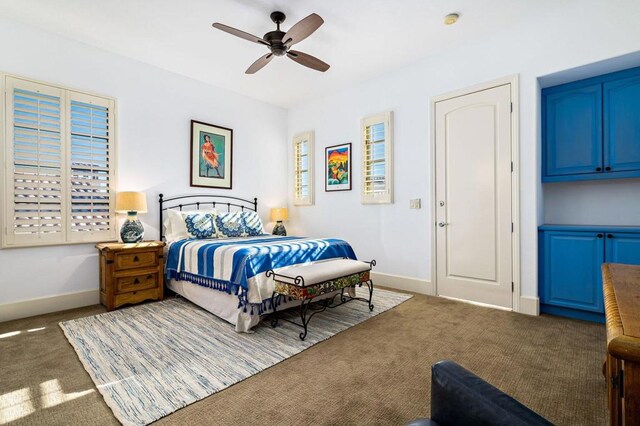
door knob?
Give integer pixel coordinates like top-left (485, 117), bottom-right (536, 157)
top-left (438, 222), bottom-right (448, 227)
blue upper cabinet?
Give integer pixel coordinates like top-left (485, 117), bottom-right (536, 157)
top-left (543, 84), bottom-right (602, 178)
top-left (604, 74), bottom-right (640, 173)
top-left (542, 66), bottom-right (640, 183)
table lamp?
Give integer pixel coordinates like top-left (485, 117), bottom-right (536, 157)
top-left (270, 207), bottom-right (289, 236)
top-left (116, 191), bottom-right (148, 243)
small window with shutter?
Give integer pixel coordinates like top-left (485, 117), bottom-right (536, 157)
top-left (293, 131), bottom-right (314, 206)
top-left (361, 111), bottom-right (393, 204)
top-left (2, 75), bottom-right (117, 248)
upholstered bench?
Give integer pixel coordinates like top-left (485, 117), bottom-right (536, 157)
top-left (266, 258), bottom-right (375, 340)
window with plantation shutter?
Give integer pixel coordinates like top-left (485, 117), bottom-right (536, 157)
top-left (2, 75), bottom-right (117, 248)
top-left (293, 131), bottom-right (314, 206)
top-left (361, 111), bottom-right (393, 204)
top-left (68, 93), bottom-right (115, 242)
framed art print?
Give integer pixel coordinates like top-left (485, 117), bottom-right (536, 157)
top-left (325, 142), bottom-right (352, 191)
top-left (190, 120), bottom-right (232, 189)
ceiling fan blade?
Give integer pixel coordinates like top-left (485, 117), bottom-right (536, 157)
top-left (212, 23), bottom-right (270, 46)
top-left (246, 53), bottom-right (274, 74)
top-left (282, 13), bottom-right (324, 46)
top-left (287, 50), bottom-right (330, 72)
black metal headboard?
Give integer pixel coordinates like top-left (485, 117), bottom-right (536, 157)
top-left (159, 193), bottom-right (258, 241)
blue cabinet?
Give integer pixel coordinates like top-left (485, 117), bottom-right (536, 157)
top-left (543, 84), bottom-right (602, 177)
top-left (604, 74), bottom-right (640, 173)
top-left (540, 231), bottom-right (604, 316)
top-left (605, 232), bottom-right (640, 264)
top-left (539, 225), bottom-right (640, 323)
top-left (542, 66), bottom-right (640, 182)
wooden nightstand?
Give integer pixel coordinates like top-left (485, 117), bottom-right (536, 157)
top-left (96, 241), bottom-right (165, 311)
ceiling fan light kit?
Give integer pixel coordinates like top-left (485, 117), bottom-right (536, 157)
top-left (212, 11), bottom-right (330, 74)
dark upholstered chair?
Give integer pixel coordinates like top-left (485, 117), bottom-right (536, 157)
top-left (406, 360), bottom-right (552, 426)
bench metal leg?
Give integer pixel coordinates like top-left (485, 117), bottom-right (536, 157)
top-left (299, 298), bottom-right (312, 340)
top-left (270, 292), bottom-right (280, 328)
top-left (363, 280), bottom-right (374, 311)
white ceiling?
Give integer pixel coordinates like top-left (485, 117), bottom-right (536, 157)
top-left (0, 0), bottom-right (560, 108)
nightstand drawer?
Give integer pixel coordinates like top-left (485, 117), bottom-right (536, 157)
top-left (116, 270), bottom-right (159, 293)
top-left (115, 251), bottom-right (158, 270)
top-left (114, 288), bottom-right (162, 308)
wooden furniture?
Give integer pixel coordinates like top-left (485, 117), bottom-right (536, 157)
top-left (96, 241), bottom-right (165, 311)
top-left (603, 263), bottom-right (640, 426)
top-left (539, 225), bottom-right (640, 323)
top-left (542, 66), bottom-right (640, 182)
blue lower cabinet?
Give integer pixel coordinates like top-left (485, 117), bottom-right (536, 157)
top-left (540, 231), bottom-right (604, 322)
top-left (539, 225), bottom-right (640, 323)
top-left (606, 233), bottom-right (640, 264)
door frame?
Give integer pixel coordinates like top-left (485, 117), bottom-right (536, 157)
top-left (429, 75), bottom-right (521, 312)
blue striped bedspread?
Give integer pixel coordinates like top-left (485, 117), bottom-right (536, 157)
top-left (165, 235), bottom-right (357, 313)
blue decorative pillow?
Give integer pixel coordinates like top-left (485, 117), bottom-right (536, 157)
top-left (215, 211), bottom-right (246, 238)
top-left (184, 213), bottom-right (216, 239)
top-left (242, 211), bottom-right (264, 236)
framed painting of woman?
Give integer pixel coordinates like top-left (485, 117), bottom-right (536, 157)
top-left (190, 120), bottom-right (233, 189)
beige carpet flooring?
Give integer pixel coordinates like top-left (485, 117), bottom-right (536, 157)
top-left (1, 291), bottom-right (606, 425)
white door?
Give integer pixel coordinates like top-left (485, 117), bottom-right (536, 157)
top-left (435, 84), bottom-right (513, 309)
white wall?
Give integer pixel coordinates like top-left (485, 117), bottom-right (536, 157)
top-left (287, 1), bottom-right (640, 301)
top-left (544, 180), bottom-right (640, 225)
top-left (0, 19), bottom-right (287, 307)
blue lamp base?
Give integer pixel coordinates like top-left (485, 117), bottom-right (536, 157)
top-left (121, 212), bottom-right (144, 243)
top-left (272, 221), bottom-right (287, 236)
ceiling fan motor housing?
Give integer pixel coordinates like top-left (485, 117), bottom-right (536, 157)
top-left (264, 30), bottom-right (287, 56)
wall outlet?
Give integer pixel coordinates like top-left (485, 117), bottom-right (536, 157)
top-left (410, 198), bottom-right (422, 209)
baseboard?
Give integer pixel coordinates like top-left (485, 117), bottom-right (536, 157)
top-left (371, 271), bottom-right (433, 295)
top-left (519, 295), bottom-right (539, 316)
top-left (0, 289), bottom-right (99, 323)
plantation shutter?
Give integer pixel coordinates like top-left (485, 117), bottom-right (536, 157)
top-left (361, 112), bottom-right (393, 204)
top-left (5, 78), bottom-right (66, 245)
top-left (67, 92), bottom-right (116, 242)
top-left (3, 75), bottom-right (117, 248)
top-left (293, 132), bottom-right (314, 206)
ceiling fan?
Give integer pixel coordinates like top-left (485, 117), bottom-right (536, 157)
top-left (212, 11), bottom-right (330, 74)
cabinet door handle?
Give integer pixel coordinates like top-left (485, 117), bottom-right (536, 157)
top-left (147, 275), bottom-right (153, 280)
top-left (607, 234), bottom-right (614, 239)
top-left (596, 167), bottom-right (602, 172)
top-left (134, 278), bottom-right (140, 284)
top-left (597, 234), bottom-right (603, 238)
top-left (605, 166), bottom-right (612, 171)
top-left (133, 255), bottom-right (139, 262)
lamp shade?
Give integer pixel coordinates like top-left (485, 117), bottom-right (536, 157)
top-left (270, 207), bottom-right (289, 222)
top-left (115, 191), bottom-right (148, 214)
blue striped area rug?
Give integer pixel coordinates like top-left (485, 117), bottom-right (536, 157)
top-left (60, 288), bottom-right (412, 426)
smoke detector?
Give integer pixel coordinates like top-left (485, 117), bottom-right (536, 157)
top-left (444, 13), bottom-right (460, 25)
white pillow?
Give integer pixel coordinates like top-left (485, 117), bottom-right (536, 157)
top-left (164, 209), bottom-right (217, 242)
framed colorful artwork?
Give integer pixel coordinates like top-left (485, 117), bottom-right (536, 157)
top-left (325, 142), bottom-right (352, 191)
top-left (190, 120), bottom-right (233, 189)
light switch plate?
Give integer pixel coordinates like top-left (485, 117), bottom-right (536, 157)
top-left (410, 198), bottom-right (421, 209)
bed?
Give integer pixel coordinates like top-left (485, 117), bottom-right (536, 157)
top-left (159, 194), bottom-right (358, 332)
